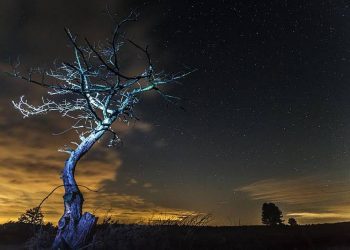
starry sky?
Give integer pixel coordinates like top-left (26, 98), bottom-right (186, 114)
top-left (1, 0), bottom-right (350, 225)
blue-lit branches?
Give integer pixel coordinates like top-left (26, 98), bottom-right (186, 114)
top-left (12, 10), bottom-right (193, 149)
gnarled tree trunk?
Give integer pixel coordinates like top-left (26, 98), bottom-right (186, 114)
top-left (52, 128), bottom-right (105, 249)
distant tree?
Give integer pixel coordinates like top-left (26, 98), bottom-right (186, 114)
top-left (18, 206), bottom-right (44, 225)
top-left (288, 217), bottom-right (298, 226)
top-left (261, 203), bottom-right (283, 226)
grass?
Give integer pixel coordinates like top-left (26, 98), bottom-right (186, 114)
top-left (1, 218), bottom-right (350, 249)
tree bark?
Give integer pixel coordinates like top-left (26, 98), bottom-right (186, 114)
top-left (52, 127), bottom-right (105, 249)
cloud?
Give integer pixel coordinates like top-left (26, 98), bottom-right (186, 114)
top-left (0, 98), bottom-right (194, 224)
top-left (128, 178), bottom-right (138, 185)
top-left (287, 212), bottom-right (347, 219)
top-left (235, 174), bottom-right (350, 223)
top-left (235, 175), bottom-right (350, 205)
top-left (143, 182), bottom-right (152, 188)
top-left (113, 120), bottom-right (153, 135)
top-left (0, 126), bottom-right (197, 224)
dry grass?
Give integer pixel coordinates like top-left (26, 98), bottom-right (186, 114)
top-left (1, 217), bottom-right (350, 249)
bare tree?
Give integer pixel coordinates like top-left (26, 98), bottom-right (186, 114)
top-left (10, 10), bottom-right (193, 249)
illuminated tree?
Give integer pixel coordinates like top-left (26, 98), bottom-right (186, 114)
top-left (10, 10), bottom-right (193, 249)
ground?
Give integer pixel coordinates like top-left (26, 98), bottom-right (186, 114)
top-left (1, 221), bottom-right (350, 249)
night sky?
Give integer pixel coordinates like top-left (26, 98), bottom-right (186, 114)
top-left (1, 0), bottom-right (350, 225)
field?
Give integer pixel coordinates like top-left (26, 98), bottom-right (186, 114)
top-left (1, 221), bottom-right (350, 249)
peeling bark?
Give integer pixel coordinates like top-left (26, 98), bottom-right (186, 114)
top-left (52, 128), bottom-right (105, 249)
